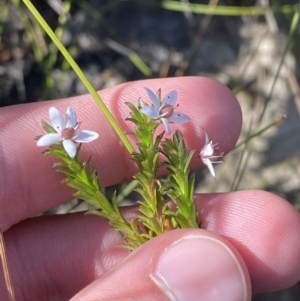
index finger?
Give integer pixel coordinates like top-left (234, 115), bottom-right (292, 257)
top-left (0, 77), bottom-right (242, 231)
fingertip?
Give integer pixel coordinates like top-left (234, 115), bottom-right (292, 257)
top-left (151, 231), bottom-right (251, 301)
top-left (71, 229), bottom-right (251, 301)
top-left (197, 190), bottom-right (300, 293)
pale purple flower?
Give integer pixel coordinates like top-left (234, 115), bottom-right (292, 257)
top-left (200, 131), bottom-right (223, 179)
top-left (140, 88), bottom-right (191, 135)
top-left (37, 106), bottom-right (99, 158)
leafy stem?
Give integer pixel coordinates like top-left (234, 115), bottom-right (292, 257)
top-left (126, 101), bottom-right (171, 239)
top-left (44, 143), bottom-right (145, 250)
top-left (160, 131), bottom-right (199, 229)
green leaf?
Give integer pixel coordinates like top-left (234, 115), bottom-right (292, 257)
top-left (41, 119), bottom-right (56, 133)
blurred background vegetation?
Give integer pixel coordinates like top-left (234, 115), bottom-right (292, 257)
top-left (0, 0), bottom-right (300, 299)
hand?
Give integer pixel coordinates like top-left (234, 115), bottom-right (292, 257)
top-left (0, 77), bottom-right (299, 301)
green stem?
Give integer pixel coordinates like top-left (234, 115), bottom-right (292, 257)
top-left (234, 115), bottom-right (286, 150)
top-left (123, 0), bottom-right (300, 16)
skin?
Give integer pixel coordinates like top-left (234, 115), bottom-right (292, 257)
top-left (0, 77), bottom-right (299, 301)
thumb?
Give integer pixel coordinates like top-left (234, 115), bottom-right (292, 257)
top-left (71, 229), bottom-right (251, 301)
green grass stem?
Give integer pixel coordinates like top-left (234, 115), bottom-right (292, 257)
top-left (122, 0), bottom-right (299, 16)
top-left (234, 115), bottom-right (286, 150)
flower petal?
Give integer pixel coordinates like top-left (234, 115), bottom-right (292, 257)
top-left (140, 106), bottom-right (160, 119)
top-left (37, 133), bottom-right (61, 146)
top-left (161, 118), bottom-right (172, 135)
top-left (65, 106), bottom-right (77, 128)
top-left (49, 107), bottom-right (65, 133)
top-left (63, 139), bottom-right (77, 158)
top-left (162, 90), bottom-right (178, 106)
top-left (201, 142), bottom-right (214, 157)
top-left (74, 130), bottom-right (99, 143)
top-left (145, 88), bottom-right (160, 109)
top-left (168, 112), bottom-right (191, 124)
top-left (204, 131), bottom-right (210, 145)
top-left (202, 158), bottom-right (216, 179)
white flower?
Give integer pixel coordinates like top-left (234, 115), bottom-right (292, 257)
top-left (140, 88), bottom-right (191, 135)
top-left (37, 106), bottom-right (99, 158)
top-left (200, 131), bottom-right (223, 179)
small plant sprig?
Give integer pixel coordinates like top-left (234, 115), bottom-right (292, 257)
top-left (160, 131), bottom-right (199, 229)
top-left (36, 106), bottom-right (146, 250)
top-left (126, 100), bottom-right (167, 239)
top-left (36, 88), bottom-right (223, 250)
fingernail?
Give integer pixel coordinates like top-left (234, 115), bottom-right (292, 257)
top-left (150, 235), bottom-right (248, 301)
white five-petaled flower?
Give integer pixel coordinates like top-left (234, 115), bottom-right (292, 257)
top-left (140, 88), bottom-right (191, 135)
top-left (37, 106), bottom-right (99, 158)
top-left (200, 131), bottom-right (223, 179)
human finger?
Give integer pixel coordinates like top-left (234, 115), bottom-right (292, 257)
top-left (71, 229), bottom-right (251, 301)
top-left (1, 216), bottom-right (250, 301)
top-left (197, 190), bottom-right (300, 293)
top-left (1, 191), bottom-right (299, 298)
top-left (0, 77), bottom-right (242, 231)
